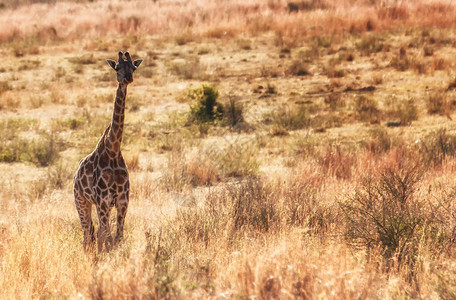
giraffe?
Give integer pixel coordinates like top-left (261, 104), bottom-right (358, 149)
top-left (73, 51), bottom-right (143, 252)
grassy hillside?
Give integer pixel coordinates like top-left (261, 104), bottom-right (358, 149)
top-left (1, 0), bottom-right (456, 298)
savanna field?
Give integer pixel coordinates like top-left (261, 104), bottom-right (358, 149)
top-left (2, 0), bottom-right (456, 298)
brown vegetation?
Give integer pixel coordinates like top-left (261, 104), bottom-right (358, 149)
top-left (2, 0), bottom-right (456, 298)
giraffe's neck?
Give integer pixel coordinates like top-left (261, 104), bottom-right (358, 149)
top-left (106, 83), bottom-right (127, 156)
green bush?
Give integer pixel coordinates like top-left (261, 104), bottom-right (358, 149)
top-left (188, 84), bottom-right (223, 123)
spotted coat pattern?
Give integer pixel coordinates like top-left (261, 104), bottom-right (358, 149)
top-left (73, 51), bottom-right (142, 252)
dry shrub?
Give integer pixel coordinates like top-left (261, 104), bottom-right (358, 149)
top-left (125, 153), bottom-right (140, 171)
top-left (161, 149), bottom-right (190, 192)
top-left (324, 64), bottom-right (345, 78)
top-left (186, 156), bottom-right (218, 186)
top-left (372, 73), bottom-right (384, 85)
top-left (0, 133), bottom-right (60, 167)
top-left (265, 105), bottom-right (311, 131)
top-left (426, 91), bottom-right (456, 118)
top-left (162, 147), bottom-right (219, 189)
top-left (318, 145), bottom-right (354, 180)
top-left (390, 47), bottom-right (411, 71)
top-left (215, 142), bottom-right (260, 178)
top-left (432, 57), bottom-right (450, 72)
top-left (377, 4), bottom-right (409, 21)
top-left (354, 95), bottom-right (381, 124)
top-left (385, 98), bottom-right (418, 126)
top-left (47, 160), bottom-right (73, 189)
top-left (324, 93), bottom-right (344, 110)
top-left (423, 45), bottom-right (434, 57)
top-left (223, 96), bottom-right (245, 129)
top-left (342, 159), bottom-right (424, 266)
top-left (287, 0), bottom-right (327, 12)
top-left (410, 57), bottom-right (429, 74)
top-left (288, 59), bottom-right (311, 76)
top-left (365, 127), bottom-right (396, 154)
top-left (281, 179), bottom-right (333, 233)
top-left (357, 34), bottom-right (385, 56)
top-left (0, 81), bottom-right (12, 96)
top-left (168, 56), bottom-right (206, 80)
top-left (229, 178), bottom-right (279, 235)
top-left (165, 174), bottom-right (333, 247)
top-left (419, 129), bottom-right (456, 167)
top-left (174, 30), bottom-right (197, 45)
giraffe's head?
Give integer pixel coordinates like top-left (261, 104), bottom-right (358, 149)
top-left (106, 51), bottom-right (143, 85)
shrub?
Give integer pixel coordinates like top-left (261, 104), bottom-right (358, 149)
top-left (432, 57), bottom-right (449, 71)
top-left (0, 139), bottom-right (27, 163)
top-left (228, 178), bottom-right (278, 234)
top-left (325, 65), bottom-right (345, 78)
top-left (354, 96), bottom-right (381, 124)
top-left (385, 98), bottom-right (418, 126)
top-left (215, 142), bottom-right (259, 178)
top-left (236, 38), bottom-right (252, 50)
top-left (68, 53), bottom-right (96, 65)
top-left (365, 127), bottom-right (394, 154)
top-left (281, 180), bottom-right (331, 233)
top-left (27, 178), bottom-right (48, 202)
top-left (389, 47), bottom-right (410, 71)
top-left (288, 59), bottom-right (311, 76)
top-left (266, 83), bottom-right (277, 94)
top-left (287, 0), bottom-right (327, 12)
top-left (357, 35), bottom-right (384, 56)
top-left (419, 129), bottom-right (456, 167)
top-left (223, 96), bottom-right (244, 128)
top-left (265, 105), bottom-right (311, 131)
top-left (188, 84), bottom-right (223, 123)
top-left (342, 163), bottom-right (424, 265)
top-left (174, 31), bottom-right (196, 45)
top-left (318, 145), bottom-right (354, 180)
top-left (47, 160), bottom-right (73, 189)
top-left (0, 133), bottom-right (60, 166)
top-left (52, 117), bottom-right (86, 131)
top-left (426, 91), bottom-right (454, 116)
top-left (0, 80), bottom-right (12, 95)
top-left (30, 134), bottom-right (59, 167)
top-left (324, 93), bottom-right (345, 110)
top-left (168, 56), bottom-right (206, 80)
top-left (186, 156), bottom-right (219, 186)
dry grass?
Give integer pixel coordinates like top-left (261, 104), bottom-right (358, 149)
top-left (2, 0), bottom-right (456, 298)
top-left (1, 0), bottom-right (456, 44)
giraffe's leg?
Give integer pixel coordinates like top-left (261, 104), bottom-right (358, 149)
top-left (74, 192), bottom-right (95, 251)
top-left (96, 198), bottom-right (113, 253)
top-left (115, 192), bottom-right (129, 245)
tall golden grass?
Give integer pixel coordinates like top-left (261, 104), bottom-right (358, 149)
top-left (1, 146), bottom-right (456, 298)
top-left (2, 0), bottom-right (456, 298)
top-left (0, 0), bottom-right (455, 43)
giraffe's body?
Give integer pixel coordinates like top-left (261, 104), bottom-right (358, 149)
top-left (74, 51), bottom-right (142, 252)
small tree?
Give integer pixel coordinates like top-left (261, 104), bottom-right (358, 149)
top-left (189, 84), bottom-right (223, 123)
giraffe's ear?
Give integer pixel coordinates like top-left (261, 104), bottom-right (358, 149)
top-left (133, 59), bottom-right (143, 68)
top-left (106, 59), bottom-right (117, 70)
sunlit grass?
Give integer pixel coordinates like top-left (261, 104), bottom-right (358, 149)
top-left (1, 0), bottom-right (456, 298)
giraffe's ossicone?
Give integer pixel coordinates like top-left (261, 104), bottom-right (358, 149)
top-left (73, 51), bottom-right (143, 253)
